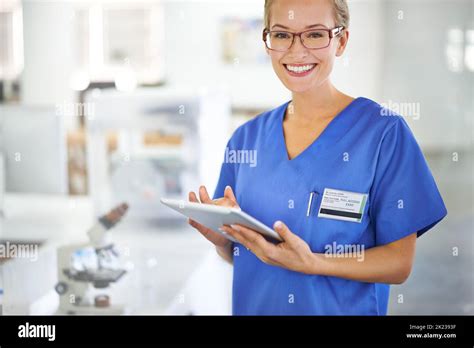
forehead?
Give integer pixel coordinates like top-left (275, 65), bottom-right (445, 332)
top-left (269, 0), bottom-right (335, 30)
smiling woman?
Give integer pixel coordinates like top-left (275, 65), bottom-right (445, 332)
top-left (187, 0), bottom-right (447, 316)
top-left (263, 0), bottom-right (350, 96)
top-left (264, 0), bottom-right (350, 30)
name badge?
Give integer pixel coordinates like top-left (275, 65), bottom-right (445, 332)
top-left (318, 188), bottom-right (368, 223)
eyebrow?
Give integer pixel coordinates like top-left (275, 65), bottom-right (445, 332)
top-left (271, 23), bottom-right (327, 30)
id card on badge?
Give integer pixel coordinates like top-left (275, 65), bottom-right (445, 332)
top-left (318, 188), bottom-right (368, 223)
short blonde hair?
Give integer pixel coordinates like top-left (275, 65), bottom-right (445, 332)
top-left (264, 0), bottom-right (350, 29)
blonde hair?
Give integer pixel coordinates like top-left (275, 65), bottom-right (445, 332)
top-left (264, 0), bottom-right (350, 29)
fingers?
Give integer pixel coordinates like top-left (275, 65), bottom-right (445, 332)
top-left (189, 187), bottom-right (212, 205)
top-left (224, 185), bottom-right (237, 202)
top-left (224, 186), bottom-right (240, 209)
top-left (213, 197), bottom-right (234, 207)
top-left (188, 218), bottom-right (198, 228)
top-left (234, 224), bottom-right (268, 249)
top-left (189, 191), bottom-right (199, 203)
top-left (222, 224), bottom-right (279, 265)
top-left (223, 224), bottom-right (270, 253)
top-left (189, 218), bottom-right (218, 240)
top-left (191, 185), bottom-right (238, 209)
top-left (189, 218), bottom-right (206, 232)
top-left (199, 186), bottom-right (213, 204)
top-left (273, 220), bottom-right (298, 244)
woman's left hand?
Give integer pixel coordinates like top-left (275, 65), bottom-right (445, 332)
top-left (220, 221), bottom-right (316, 274)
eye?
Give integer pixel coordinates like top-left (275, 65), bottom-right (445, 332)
top-left (307, 31), bottom-right (324, 39)
top-left (272, 32), bottom-right (291, 39)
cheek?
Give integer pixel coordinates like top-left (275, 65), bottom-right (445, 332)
top-left (319, 56), bottom-right (335, 74)
top-left (270, 54), bottom-right (284, 70)
top-left (270, 56), bottom-right (288, 81)
top-left (314, 49), bottom-right (337, 77)
top-left (316, 46), bottom-right (334, 64)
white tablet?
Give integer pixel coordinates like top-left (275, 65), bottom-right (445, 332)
top-left (160, 198), bottom-right (283, 243)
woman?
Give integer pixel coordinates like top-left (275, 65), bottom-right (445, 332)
top-left (188, 0), bottom-right (447, 315)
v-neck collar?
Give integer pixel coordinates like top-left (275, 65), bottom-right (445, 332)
top-left (277, 97), bottom-right (365, 163)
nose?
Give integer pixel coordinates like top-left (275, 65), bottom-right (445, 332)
top-left (287, 34), bottom-right (308, 57)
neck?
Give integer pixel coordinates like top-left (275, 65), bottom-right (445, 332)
top-left (290, 80), bottom-right (344, 122)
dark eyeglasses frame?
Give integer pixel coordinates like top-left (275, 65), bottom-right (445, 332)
top-left (262, 26), bottom-right (345, 52)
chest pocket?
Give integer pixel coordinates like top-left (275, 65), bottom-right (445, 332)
top-left (299, 189), bottom-right (371, 252)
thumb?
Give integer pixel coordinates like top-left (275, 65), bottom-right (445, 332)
top-left (273, 221), bottom-right (297, 243)
top-left (224, 186), bottom-right (238, 205)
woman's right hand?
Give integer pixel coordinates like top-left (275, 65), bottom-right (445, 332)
top-left (188, 185), bottom-right (239, 248)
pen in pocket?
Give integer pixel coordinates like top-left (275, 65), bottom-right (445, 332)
top-left (306, 191), bottom-right (319, 217)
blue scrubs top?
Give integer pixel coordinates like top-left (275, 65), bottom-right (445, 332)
top-left (213, 97), bottom-right (447, 315)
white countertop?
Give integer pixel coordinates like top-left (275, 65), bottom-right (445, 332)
top-left (0, 193), bottom-right (218, 314)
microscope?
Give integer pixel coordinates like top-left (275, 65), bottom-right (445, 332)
top-left (55, 203), bottom-right (129, 314)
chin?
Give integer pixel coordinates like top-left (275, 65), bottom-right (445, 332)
top-left (280, 78), bottom-right (321, 94)
top-left (285, 83), bottom-right (315, 93)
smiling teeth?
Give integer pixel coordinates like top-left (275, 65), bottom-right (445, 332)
top-left (286, 64), bottom-right (315, 73)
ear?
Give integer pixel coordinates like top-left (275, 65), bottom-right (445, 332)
top-left (263, 30), bottom-right (271, 56)
top-left (335, 30), bottom-right (349, 57)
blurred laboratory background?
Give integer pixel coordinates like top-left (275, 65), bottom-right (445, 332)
top-left (0, 0), bottom-right (472, 315)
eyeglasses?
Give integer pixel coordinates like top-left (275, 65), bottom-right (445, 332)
top-left (263, 26), bottom-right (345, 52)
